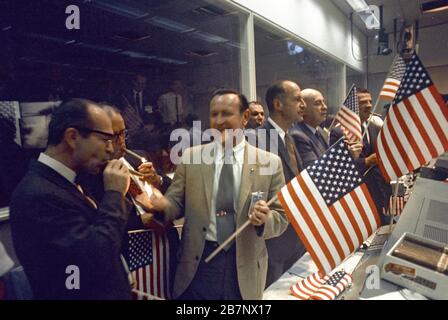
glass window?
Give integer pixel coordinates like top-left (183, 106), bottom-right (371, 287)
top-left (0, 0), bottom-right (247, 208)
top-left (254, 19), bottom-right (346, 116)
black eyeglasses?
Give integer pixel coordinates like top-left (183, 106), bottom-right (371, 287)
top-left (115, 129), bottom-right (129, 141)
top-left (74, 127), bottom-right (115, 143)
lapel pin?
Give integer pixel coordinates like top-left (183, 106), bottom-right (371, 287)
top-left (250, 168), bottom-right (255, 174)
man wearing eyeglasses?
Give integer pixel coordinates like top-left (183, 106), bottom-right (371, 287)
top-left (9, 98), bottom-right (133, 299)
top-left (77, 104), bottom-right (178, 299)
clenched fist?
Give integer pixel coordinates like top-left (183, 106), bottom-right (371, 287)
top-left (103, 159), bottom-right (130, 195)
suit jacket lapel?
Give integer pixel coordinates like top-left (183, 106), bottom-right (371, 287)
top-left (32, 162), bottom-right (97, 212)
top-left (202, 146), bottom-right (215, 215)
top-left (237, 143), bottom-right (255, 217)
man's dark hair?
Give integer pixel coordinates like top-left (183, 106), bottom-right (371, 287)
top-left (265, 80), bottom-right (291, 114)
top-left (357, 88), bottom-right (371, 95)
top-left (210, 89), bottom-right (249, 114)
top-left (47, 98), bottom-right (97, 146)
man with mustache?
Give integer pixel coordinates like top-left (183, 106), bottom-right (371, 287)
top-left (10, 99), bottom-right (132, 299)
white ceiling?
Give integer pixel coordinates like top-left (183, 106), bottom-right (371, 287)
top-left (332, 0), bottom-right (448, 35)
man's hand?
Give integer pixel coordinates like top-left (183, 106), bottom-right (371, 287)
top-left (365, 153), bottom-right (378, 167)
top-left (149, 188), bottom-right (170, 212)
top-left (103, 159), bottom-right (130, 195)
top-left (346, 140), bottom-right (363, 160)
top-left (138, 162), bottom-right (162, 187)
top-left (249, 200), bottom-right (270, 226)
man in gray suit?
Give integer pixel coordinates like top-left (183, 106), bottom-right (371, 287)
top-left (252, 80), bottom-right (307, 287)
top-left (151, 89), bottom-right (288, 300)
top-left (289, 88), bottom-right (329, 168)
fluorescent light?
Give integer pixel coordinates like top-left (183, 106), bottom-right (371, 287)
top-left (190, 31), bottom-right (228, 44)
top-left (421, 0), bottom-right (448, 13)
top-left (346, 0), bottom-right (369, 12)
top-left (145, 16), bottom-right (195, 33)
top-left (91, 0), bottom-right (148, 19)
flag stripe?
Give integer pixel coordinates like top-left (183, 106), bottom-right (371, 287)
top-left (299, 174), bottom-right (346, 262)
top-left (413, 93), bottom-right (445, 155)
top-left (328, 205), bottom-right (355, 254)
top-left (292, 175), bottom-right (336, 269)
top-left (279, 185), bottom-right (329, 272)
top-left (404, 98), bottom-right (438, 158)
top-left (349, 191), bottom-right (373, 237)
top-left (338, 197), bottom-right (364, 246)
top-left (344, 193), bottom-right (369, 240)
top-left (394, 102), bottom-right (427, 164)
top-left (384, 108), bottom-right (419, 172)
top-left (429, 86), bottom-right (448, 122)
top-left (360, 184), bottom-right (382, 227)
top-left (419, 89), bottom-right (448, 150)
top-left (377, 123), bottom-right (401, 181)
top-left (331, 202), bottom-right (359, 253)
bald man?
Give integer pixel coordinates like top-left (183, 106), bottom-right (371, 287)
top-left (289, 88), bottom-right (329, 168)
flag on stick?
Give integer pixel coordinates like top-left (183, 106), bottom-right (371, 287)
top-left (375, 54), bottom-right (448, 182)
top-left (124, 230), bottom-right (171, 300)
top-left (336, 86), bottom-right (362, 143)
top-left (278, 140), bottom-right (381, 274)
top-left (379, 55), bottom-right (407, 101)
top-left (290, 270), bottom-right (352, 300)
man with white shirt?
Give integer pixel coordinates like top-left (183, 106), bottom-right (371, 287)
top-left (150, 89), bottom-right (288, 300)
top-left (9, 99), bottom-right (132, 299)
top-left (157, 80), bottom-right (184, 127)
top-left (253, 80), bottom-right (307, 287)
top-left (289, 88), bottom-right (329, 168)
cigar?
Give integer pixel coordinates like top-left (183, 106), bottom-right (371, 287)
top-left (124, 149), bottom-right (147, 163)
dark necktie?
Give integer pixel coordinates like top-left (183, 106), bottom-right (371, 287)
top-left (135, 92), bottom-right (141, 113)
top-left (285, 134), bottom-right (299, 175)
top-left (315, 130), bottom-right (327, 151)
top-left (215, 150), bottom-right (236, 250)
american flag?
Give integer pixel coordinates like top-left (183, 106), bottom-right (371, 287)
top-left (290, 270), bottom-right (352, 300)
top-left (383, 195), bottom-right (406, 216)
top-left (124, 230), bottom-right (171, 300)
top-left (379, 55), bottom-right (407, 101)
top-left (375, 54), bottom-right (448, 182)
top-left (336, 86), bottom-right (362, 143)
top-left (278, 140), bottom-right (381, 274)
top-left (0, 101), bottom-right (21, 145)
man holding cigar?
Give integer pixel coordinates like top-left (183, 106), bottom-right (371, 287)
top-left (10, 99), bottom-right (133, 299)
top-left (150, 89), bottom-right (288, 300)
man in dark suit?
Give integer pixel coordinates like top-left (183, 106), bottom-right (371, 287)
top-left (250, 80), bottom-right (307, 287)
top-left (330, 89), bottom-right (391, 224)
top-left (289, 88), bottom-right (329, 168)
top-left (82, 105), bottom-right (179, 298)
top-left (9, 99), bottom-right (132, 299)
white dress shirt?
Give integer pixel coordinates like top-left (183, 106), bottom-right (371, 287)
top-left (38, 153), bottom-right (77, 185)
top-left (268, 117), bottom-right (286, 143)
top-left (205, 139), bottom-right (245, 242)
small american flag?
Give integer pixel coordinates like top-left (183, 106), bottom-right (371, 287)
top-left (124, 230), bottom-right (171, 300)
top-left (382, 182), bottom-right (407, 216)
top-left (380, 55), bottom-right (407, 101)
top-left (291, 270), bottom-right (352, 300)
top-left (376, 54), bottom-right (448, 182)
top-left (278, 140), bottom-right (380, 274)
top-left (336, 86), bottom-right (362, 143)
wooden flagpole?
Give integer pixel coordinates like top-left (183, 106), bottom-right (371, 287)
top-left (204, 194), bottom-right (278, 263)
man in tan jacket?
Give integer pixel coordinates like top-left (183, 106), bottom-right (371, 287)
top-left (151, 89), bottom-right (288, 300)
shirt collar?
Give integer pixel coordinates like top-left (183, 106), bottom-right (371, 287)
top-left (268, 117), bottom-right (286, 141)
top-left (215, 138), bottom-right (245, 162)
top-left (38, 152), bottom-right (77, 185)
top-left (305, 123), bottom-right (317, 134)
